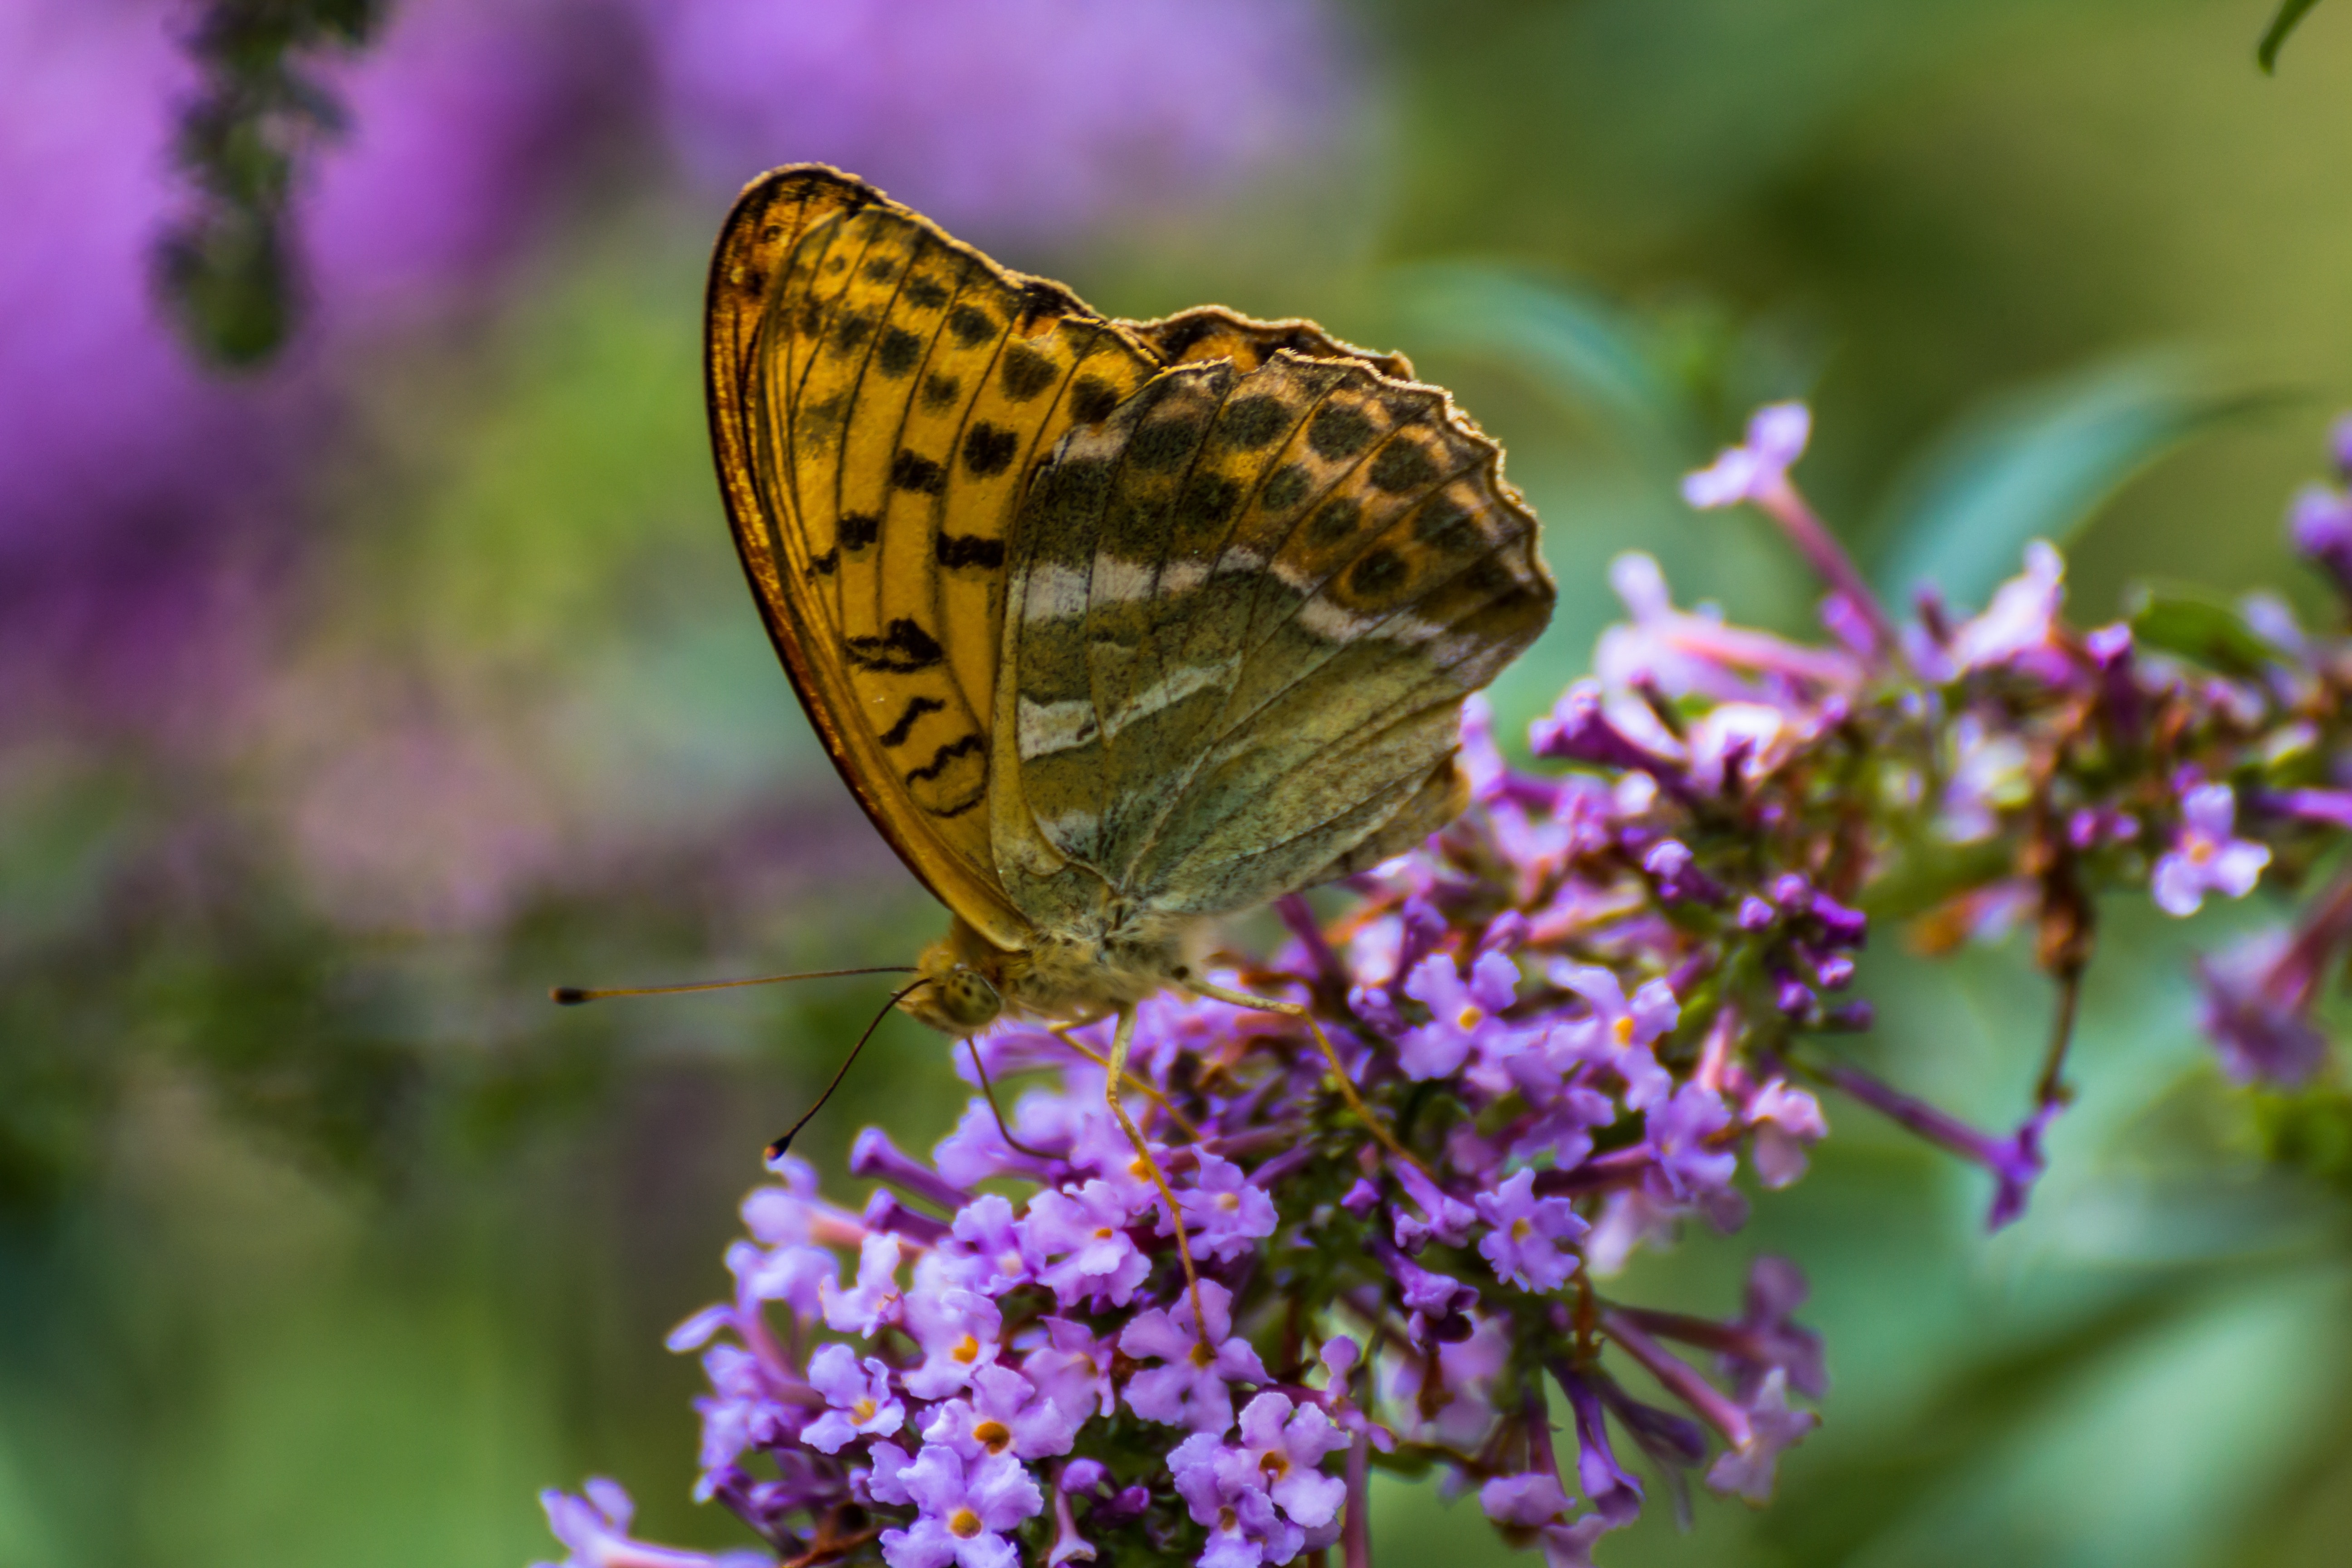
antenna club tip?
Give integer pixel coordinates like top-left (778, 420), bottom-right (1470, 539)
top-left (764, 1135), bottom-right (795, 1164)
top-left (551, 986), bottom-right (593, 1006)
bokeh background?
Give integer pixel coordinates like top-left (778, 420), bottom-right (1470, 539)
top-left (8, 1), bottom-right (2352, 1564)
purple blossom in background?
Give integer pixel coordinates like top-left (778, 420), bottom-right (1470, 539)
top-left (2152, 783), bottom-right (2269, 917)
top-left (1946, 541), bottom-right (2065, 675)
top-left (629, 0), bottom-right (1358, 239)
top-left (535, 1478), bottom-right (770, 1568)
top-left (2191, 876), bottom-right (2352, 1087)
top-left (1475, 1168), bottom-right (1587, 1290)
top-left (1681, 402), bottom-right (1812, 510)
top-left (537, 402), bottom-right (2352, 1567)
top-left (304, 0), bottom-right (632, 323)
top-left (2290, 482), bottom-right (2352, 597)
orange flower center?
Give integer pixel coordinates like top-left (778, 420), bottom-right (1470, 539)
top-left (949, 1507), bottom-right (984, 1539)
top-left (851, 1397), bottom-right (877, 1423)
top-left (1456, 1005), bottom-right (1484, 1031)
top-left (973, 1419), bottom-right (1012, 1454)
top-left (1612, 1015), bottom-right (1636, 1045)
top-left (952, 1334), bottom-right (982, 1364)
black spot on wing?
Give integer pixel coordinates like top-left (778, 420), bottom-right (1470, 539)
top-left (838, 511), bottom-right (881, 551)
top-left (1221, 395), bottom-right (1292, 449)
top-left (1261, 464), bottom-right (1311, 512)
top-left (1129, 413), bottom-right (1205, 472)
top-left (1000, 343), bottom-right (1059, 401)
top-left (1308, 403), bottom-right (1376, 460)
top-left (1030, 456), bottom-right (1118, 539)
top-left (905, 276), bottom-right (949, 309)
top-left (843, 618), bottom-right (946, 671)
top-left (876, 326), bottom-right (924, 377)
top-left (1307, 497), bottom-right (1360, 545)
top-left (1412, 496), bottom-right (1481, 556)
top-left (936, 534), bottom-right (1006, 570)
top-left (1350, 547), bottom-right (1407, 598)
top-left (891, 450), bottom-right (946, 495)
top-left (1152, 313), bottom-right (1222, 359)
top-left (806, 549), bottom-right (839, 579)
top-left (1019, 279), bottom-right (1084, 324)
top-left (832, 309), bottom-right (876, 355)
top-left (1173, 474), bottom-right (1244, 533)
top-left (921, 371), bottom-right (961, 412)
top-left (905, 732), bottom-right (984, 784)
top-left (962, 422), bottom-right (1018, 477)
top-left (1069, 376), bottom-right (1121, 426)
top-left (879, 695), bottom-right (946, 748)
top-left (949, 305), bottom-right (997, 346)
top-left (1368, 439), bottom-right (1439, 494)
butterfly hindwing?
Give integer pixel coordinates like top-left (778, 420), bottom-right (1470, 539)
top-left (708, 165), bottom-right (1158, 948)
top-left (997, 352), bottom-right (1553, 925)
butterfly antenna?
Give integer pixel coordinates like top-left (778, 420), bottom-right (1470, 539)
top-left (550, 965), bottom-right (917, 1005)
top-left (765, 978), bottom-right (929, 1161)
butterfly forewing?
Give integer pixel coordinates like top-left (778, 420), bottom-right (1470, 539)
top-left (707, 166), bottom-right (1158, 949)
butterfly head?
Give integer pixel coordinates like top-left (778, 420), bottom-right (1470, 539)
top-left (902, 920), bottom-right (1009, 1035)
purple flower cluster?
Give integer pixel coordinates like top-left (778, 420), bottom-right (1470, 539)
top-left (536, 405), bottom-right (2352, 1566)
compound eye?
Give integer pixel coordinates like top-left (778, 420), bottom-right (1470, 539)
top-left (941, 966), bottom-right (1002, 1030)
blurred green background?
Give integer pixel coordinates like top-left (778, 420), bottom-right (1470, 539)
top-left (8, 0), bottom-right (2352, 1563)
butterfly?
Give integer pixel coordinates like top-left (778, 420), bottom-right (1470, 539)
top-left (703, 165), bottom-right (1552, 1270)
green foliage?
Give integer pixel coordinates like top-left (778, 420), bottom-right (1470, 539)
top-left (2127, 583), bottom-right (2292, 678)
top-left (1377, 262), bottom-right (1701, 460)
top-left (1870, 358), bottom-right (2272, 612)
top-left (2259, 0), bottom-right (2330, 73)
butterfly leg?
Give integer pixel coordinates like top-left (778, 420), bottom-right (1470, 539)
top-left (1046, 1021), bottom-right (1202, 1142)
top-left (1186, 979), bottom-right (1421, 1170)
top-left (965, 1038), bottom-right (1052, 1161)
top-left (1102, 1005), bottom-right (1206, 1328)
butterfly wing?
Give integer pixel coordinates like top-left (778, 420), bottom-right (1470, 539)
top-left (1123, 304), bottom-right (1416, 382)
top-left (995, 350), bottom-right (1553, 927)
top-left (706, 165), bottom-right (1160, 948)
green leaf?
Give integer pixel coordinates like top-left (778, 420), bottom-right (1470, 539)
top-left (1372, 262), bottom-right (1696, 458)
top-left (1870, 355), bottom-right (2272, 612)
top-left (2126, 583), bottom-right (2291, 677)
top-left (2259, 0), bottom-right (2328, 73)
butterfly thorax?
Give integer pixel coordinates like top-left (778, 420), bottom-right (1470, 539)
top-left (902, 911), bottom-right (1207, 1034)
